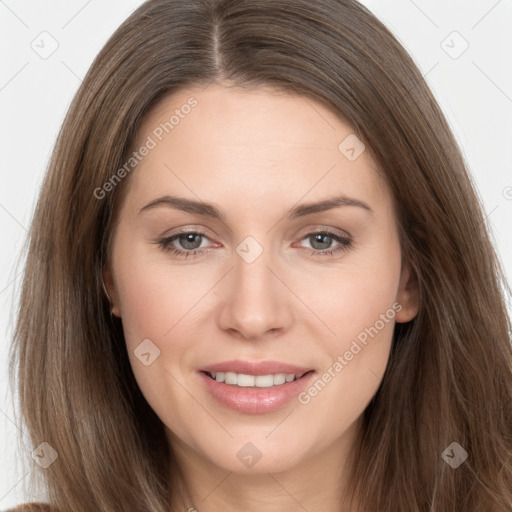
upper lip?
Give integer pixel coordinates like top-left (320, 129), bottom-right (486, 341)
top-left (199, 360), bottom-right (314, 376)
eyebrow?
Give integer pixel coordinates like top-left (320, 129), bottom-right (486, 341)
top-left (138, 194), bottom-right (373, 220)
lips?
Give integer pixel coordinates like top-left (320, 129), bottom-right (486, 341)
top-left (199, 359), bottom-right (313, 375)
top-left (199, 371), bottom-right (316, 414)
top-left (197, 359), bottom-right (317, 414)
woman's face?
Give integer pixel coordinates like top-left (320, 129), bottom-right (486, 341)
top-left (104, 84), bottom-right (418, 476)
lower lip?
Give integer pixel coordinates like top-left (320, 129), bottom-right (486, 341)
top-left (198, 371), bottom-right (316, 414)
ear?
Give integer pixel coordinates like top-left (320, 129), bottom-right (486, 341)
top-left (103, 265), bottom-right (121, 317)
top-left (395, 261), bottom-right (419, 323)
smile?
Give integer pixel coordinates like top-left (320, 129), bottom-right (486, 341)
top-left (199, 369), bottom-right (316, 414)
top-left (205, 371), bottom-right (309, 387)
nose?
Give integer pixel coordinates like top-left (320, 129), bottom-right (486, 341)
top-left (217, 241), bottom-right (294, 341)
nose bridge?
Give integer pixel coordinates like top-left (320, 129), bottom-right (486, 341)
top-left (218, 234), bottom-right (292, 339)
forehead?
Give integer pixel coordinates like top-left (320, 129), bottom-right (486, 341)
top-left (120, 84), bottom-right (389, 216)
top-left (138, 84), bottom-right (351, 151)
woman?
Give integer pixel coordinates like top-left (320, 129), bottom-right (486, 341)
top-left (8, 0), bottom-right (512, 511)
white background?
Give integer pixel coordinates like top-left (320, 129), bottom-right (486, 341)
top-left (1, 0), bottom-right (511, 507)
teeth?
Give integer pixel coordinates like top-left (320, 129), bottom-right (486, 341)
top-left (208, 371), bottom-right (305, 387)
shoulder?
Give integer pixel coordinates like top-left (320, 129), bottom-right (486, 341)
top-left (3, 504), bottom-right (53, 512)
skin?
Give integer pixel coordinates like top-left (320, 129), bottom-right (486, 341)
top-left (104, 84), bottom-right (419, 512)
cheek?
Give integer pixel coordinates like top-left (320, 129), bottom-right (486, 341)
top-left (113, 250), bottom-right (195, 423)
top-left (293, 285), bottom-right (398, 450)
top-left (310, 279), bottom-right (397, 389)
top-left (298, 238), bottom-right (402, 404)
top-left (115, 271), bottom-right (167, 345)
top-left (112, 238), bottom-right (212, 392)
top-left (306, 241), bottom-right (402, 346)
top-left (114, 242), bottom-right (199, 346)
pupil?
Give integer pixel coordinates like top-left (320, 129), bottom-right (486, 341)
top-left (181, 234), bottom-right (202, 250)
top-left (312, 234), bottom-right (331, 250)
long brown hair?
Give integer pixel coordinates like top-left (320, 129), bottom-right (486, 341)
top-left (10, 0), bottom-right (512, 510)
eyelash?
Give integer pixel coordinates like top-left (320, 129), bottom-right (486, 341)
top-left (157, 229), bottom-right (352, 260)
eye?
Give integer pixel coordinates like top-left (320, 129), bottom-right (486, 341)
top-left (156, 229), bottom-right (353, 260)
top-left (297, 230), bottom-right (352, 257)
top-left (158, 231), bottom-right (212, 259)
